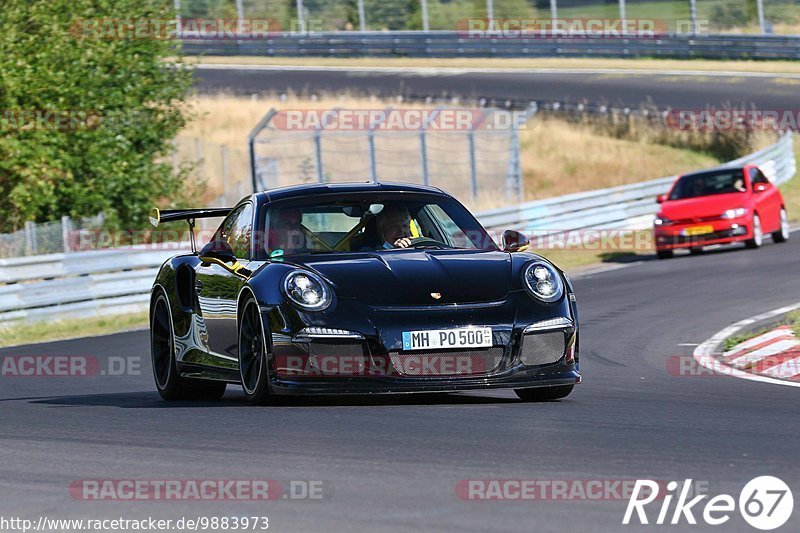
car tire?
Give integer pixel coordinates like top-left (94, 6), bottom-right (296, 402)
top-left (239, 297), bottom-right (271, 405)
top-left (514, 384), bottom-right (574, 402)
top-left (772, 208), bottom-right (790, 243)
top-left (745, 214), bottom-right (763, 249)
top-left (656, 250), bottom-right (673, 260)
top-left (151, 292), bottom-right (226, 401)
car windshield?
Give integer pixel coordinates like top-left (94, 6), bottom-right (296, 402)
top-left (668, 169), bottom-right (747, 200)
top-left (256, 193), bottom-right (497, 259)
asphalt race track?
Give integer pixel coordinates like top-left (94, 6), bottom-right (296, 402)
top-left (194, 66), bottom-right (800, 110)
top-left (2, 238), bottom-right (799, 532)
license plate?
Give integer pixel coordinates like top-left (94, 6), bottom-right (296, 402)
top-left (682, 225), bottom-right (714, 237)
top-left (402, 327), bottom-right (493, 351)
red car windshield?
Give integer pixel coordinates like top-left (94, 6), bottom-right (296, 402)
top-left (669, 169), bottom-right (747, 200)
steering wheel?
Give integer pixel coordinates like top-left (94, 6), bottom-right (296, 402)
top-left (407, 237), bottom-right (448, 248)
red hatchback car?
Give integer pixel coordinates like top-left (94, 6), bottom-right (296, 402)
top-left (654, 165), bottom-right (790, 259)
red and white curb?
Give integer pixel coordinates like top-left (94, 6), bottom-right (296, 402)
top-left (694, 302), bottom-right (800, 388)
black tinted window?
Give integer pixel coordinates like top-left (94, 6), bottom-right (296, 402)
top-left (213, 203), bottom-right (253, 259)
top-left (669, 170), bottom-right (747, 200)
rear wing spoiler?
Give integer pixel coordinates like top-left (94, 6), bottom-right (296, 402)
top-left (148, 207), bottom-right (232, 253)
top-left (148, 207), bottom-right (231, 228)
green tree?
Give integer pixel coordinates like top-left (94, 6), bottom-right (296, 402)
top-left (0, 0), bottom-right (195, 232)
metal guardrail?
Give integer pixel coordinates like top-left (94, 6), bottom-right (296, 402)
top-left (0, 133), bottom-right (794, 325)
top-left (0, 248), bottom-right (189, 324)
top-left (181, 32), bottom-right (800, 60)
top-left (476, 132), bottom-right (795, 232)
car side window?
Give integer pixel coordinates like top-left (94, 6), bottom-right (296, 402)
top-left (750, 168), bottom-right (769, 187)
top-left (214, 203), bottom-right (253, 259)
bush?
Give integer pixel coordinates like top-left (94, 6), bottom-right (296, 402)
top-left (0, 0), bottom-right (195, 232)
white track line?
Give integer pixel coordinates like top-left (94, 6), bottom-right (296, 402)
top-left (193, 64), bottom-right (800, 79)
top-left (694, 302), bottom-right (800, 388)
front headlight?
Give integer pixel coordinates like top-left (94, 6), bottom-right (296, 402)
top-left (283, 271), bottom-right (332, 311)
top-left (522, 262), bottom-right (564, 303)
top-left (721, 207), bottom-right (747, 219)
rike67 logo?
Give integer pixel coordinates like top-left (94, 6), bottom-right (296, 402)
top-left (623, 477), bottom-right (793, 530)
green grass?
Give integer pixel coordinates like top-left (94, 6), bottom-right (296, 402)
top-left (779, 144), bottom-right (800, 223)
top-left (723, 310), bottom-right (800, 351)
top-left (0, 312), bottom-right (149, 348)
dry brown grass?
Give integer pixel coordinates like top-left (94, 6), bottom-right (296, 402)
top-left (184, 56), bottom-right (800, 75)
top-left (178, 94), bottom-right (719, 210)
top-left (518, 116), bottom-right (717, 199)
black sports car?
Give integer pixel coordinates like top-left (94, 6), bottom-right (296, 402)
top-left (149, 182), bottom-right (580, 404)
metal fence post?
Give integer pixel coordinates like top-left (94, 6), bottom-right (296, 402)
top-left (368, 131), bottom-right (377, 182)
top-left (61, 216), bottom-right (72, 253)
top-left (619, 0), bottom-right (626, 24)
top-left (357, 0), bottom-right (366, 31)
top-left (296, 0), bottom-right (306, 33)
top-left (468, 131), bottom-right (478, 202)
top-left (757, 0), bottom-right (766, 33)
top-left (550, 0), bottom-right (558, 27)
top-left (419, 129), bottom-right (429, 186)
top-left (248, 109), bottom-right (278, 192)
top-left (24, 221), bottom-right (37, 256)
top-left (314, 131), bottom-right (325, 183)
top-left (419, 108), bottom-right (443, 187)
top-left (689, 0), bottom-right (697, 34)
top-left (420, 0), bottom-right (430, 32)
top-left (235, 0), bottom-right (245, 34)
top-left (505, 126), bottom-right (522, 201)
top-left (311, 109), bottom-right (340, 183)
top-left (174, 0), bottom-right (181, 34)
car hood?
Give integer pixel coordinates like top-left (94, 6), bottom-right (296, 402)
top-left (660, 192), bottom-right (747, 220)
top-left (297, 250), bottom-right (512, 306)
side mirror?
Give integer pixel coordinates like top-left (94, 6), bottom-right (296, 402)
top-left (199, 240), bottom-right (236, 264)
top-left (656, 194), bottom-right (667, 204)
top-left (501, 229), bottom-right (530, 253)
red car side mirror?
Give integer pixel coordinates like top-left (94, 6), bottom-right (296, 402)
top-left (656, 194), bottom-right (667, 204)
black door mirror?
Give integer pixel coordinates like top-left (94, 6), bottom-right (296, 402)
top-left (199, 240), bottom-right (236, 264)
top-left (501, 229), bottom-right (530, 253)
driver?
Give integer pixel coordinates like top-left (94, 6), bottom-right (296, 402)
top-left (377, 206), bottom-right (414, 249)
top-left (269, 208), bottom-right (308, 253)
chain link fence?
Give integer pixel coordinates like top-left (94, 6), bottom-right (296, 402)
top-left (248, 106), bottom-right (532, 209)
top-left (0, 215), bottom-right (105, 259)
top-left (174, 0), bottom-right (800, 35)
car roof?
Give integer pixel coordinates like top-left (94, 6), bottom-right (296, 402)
top-left (253, 181), bottom-right (448, 203)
